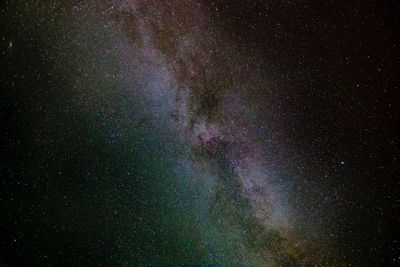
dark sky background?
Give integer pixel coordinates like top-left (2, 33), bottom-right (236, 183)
top-left (1, 1), bottom-right (399, 266)
top-left (212, 0), bottom-right (400, 264)
top-left (215, 0), bottom-right (400, 263)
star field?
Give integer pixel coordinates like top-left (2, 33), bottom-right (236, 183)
top-left (1, 1), bottom-right (399, 266)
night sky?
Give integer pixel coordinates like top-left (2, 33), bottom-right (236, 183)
top-left (0, 1), bottom-right (399, 266)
